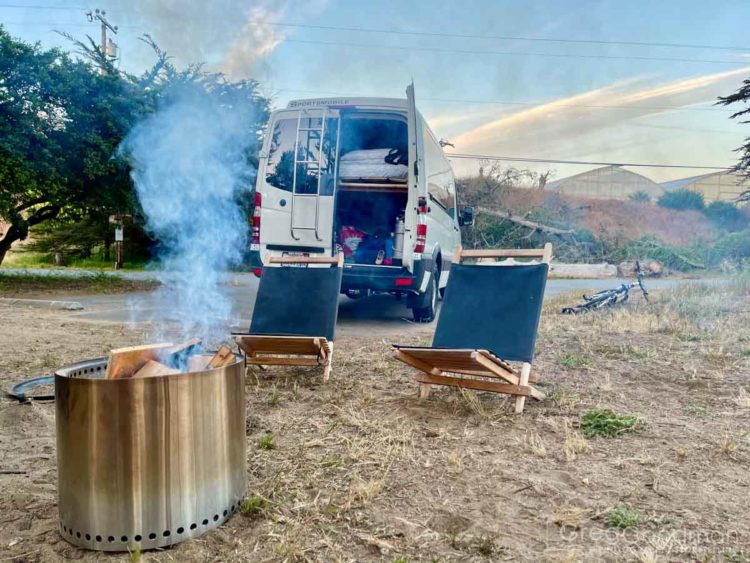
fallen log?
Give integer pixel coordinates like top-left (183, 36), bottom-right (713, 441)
top-left (476, 207), bottom-right (575, 236)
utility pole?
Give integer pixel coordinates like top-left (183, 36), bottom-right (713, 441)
top-left (86, 9), bottom-right (118, 67)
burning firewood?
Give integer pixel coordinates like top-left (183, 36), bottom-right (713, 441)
top-left (188, 354), bottom-right (215, 372)
top-left (160, 338), bottom-right (203, 370)
top-left (105, 342), bottom-right (174, 379)
top-left (132, 360), bottom-right (181, 378)
top-left (207, 345), bottom-right (235, 369)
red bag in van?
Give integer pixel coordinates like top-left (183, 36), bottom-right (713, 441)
top-left (339, 226), bottom-right (365, 258)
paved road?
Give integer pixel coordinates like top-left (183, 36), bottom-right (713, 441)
top-left (1, 268), bottom-right (687, 337)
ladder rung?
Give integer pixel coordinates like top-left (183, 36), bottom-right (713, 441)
top-left (297, 128), bottom-right (323, 132)
top-left (296, 160), bottom-right (322, 165)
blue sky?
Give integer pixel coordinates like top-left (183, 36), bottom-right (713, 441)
top-left (3, 0), bottom-right (749, 181)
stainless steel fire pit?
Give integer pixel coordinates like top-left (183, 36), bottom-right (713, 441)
top-left (54, 355), bottom-right (246, 552)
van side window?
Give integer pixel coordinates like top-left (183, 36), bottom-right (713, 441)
top-left (423, 129), bottom-right (455, 214)
top-left (265, 117), bottom-right (338, 194)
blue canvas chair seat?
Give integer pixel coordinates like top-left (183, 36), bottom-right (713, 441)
top-left (235, 254), bottom-right (343, 381)
top-left (393, 244), bottom-right (552, 413)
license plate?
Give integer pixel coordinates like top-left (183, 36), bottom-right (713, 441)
top-left (281, 252), bottom-right (309, 267)
top-left (250, 243), bottom-right (260, 251)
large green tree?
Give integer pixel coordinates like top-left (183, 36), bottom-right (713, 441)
top-left (0, 26), bottom-right (141, 264)
top-left (0, 28), bottom-right (270, 266)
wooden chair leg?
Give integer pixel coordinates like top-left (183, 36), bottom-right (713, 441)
top-left (322, 342), bottom-right (334, 382)
top-left (418, 382), bottom-right (431, 400)
top-left (514, 362), bottom-right (531, 414)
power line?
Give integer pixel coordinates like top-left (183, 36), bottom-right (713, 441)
top-left (259, 20), bottom-right (750, 54)
top-left (445, 153), bottom-right (733, 170)
top-left (3, 6), bottom-right (750, 53)
top-left (283, 38), bottom-right (749, 66)
top-left (270, 86), bottom-right (735, 113)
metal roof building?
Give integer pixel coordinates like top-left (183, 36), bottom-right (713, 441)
top-left (546, 165), bottom-right (664, 201)
top-left (660, 170), bottom-right (749, 203)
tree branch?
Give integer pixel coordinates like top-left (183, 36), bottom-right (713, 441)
top-left (476, 207), bottom-right (576, 236)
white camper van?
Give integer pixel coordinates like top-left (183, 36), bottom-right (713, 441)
top-left (249, 85), bottom-right (474, 322)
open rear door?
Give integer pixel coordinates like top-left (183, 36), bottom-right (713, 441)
top-left (405, 83), bottom-right (420, 269)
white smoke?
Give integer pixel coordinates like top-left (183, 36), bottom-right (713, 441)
top-left (104, 0), bottom-right (328, 78)
top-left (122, 85), bottom-right (256, 341)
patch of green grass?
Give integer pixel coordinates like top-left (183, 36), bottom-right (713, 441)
top-left (240, 495), bottom-right (267, 515)
top-left (0, 273), bottom-right (158, 295)
top-left (580, 408), bottom-right (638, 438)
top-left (3, 250), bottom-right (149, 271)
top-left (682, 403), bottom-right (711, 418)
top-left (604, 503), bottom-right (643, 529)
top-left (559, 352), bottom-right (591, 369)
top-left (722, 548), bottom-right (749, 563)
top-left (392, 557), bottom-right (409, 563)
top-left (256, 433), bottom-right (277, 450)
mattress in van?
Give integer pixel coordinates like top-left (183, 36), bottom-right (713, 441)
top-left (339, 149), bottom-right (408, 179)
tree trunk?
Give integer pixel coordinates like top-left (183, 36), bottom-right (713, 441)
top-left (0, 225), bottom-right (21, 267)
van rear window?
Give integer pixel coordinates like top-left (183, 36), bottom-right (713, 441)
top-left (265, 117), bottom-right (338, 194)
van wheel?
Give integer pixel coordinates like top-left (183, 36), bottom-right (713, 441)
top-left (412, 268), bottom-right (438, 323)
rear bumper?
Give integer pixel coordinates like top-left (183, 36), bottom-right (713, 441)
top-left (248, 250), bottom-right (431, 293)
top-left (341, 261), bottom-right (428, 294)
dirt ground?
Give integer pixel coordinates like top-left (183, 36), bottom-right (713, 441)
top-left (1, 280), bottom-right (750, 562)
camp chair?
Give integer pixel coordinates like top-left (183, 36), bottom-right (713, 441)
top-left (234, 254), bottom-right (344, 381)
top-left (393, 244), bottom-right (552, 414)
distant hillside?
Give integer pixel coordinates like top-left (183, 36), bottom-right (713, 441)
top-left (497, 188), bottom-right (717, 247)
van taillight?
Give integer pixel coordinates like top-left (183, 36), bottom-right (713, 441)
top-left (252, 192), bottom-right (261, 245)
top-left (414, 223), bottom-right (427, 253)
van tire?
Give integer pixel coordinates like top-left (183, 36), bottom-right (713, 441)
top-left (412, 266), bottom-right (438, 323)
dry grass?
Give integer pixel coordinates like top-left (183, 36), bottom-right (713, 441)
top-left (1, 275), bottom-right (750, 561)
top-left (563, 425), bottom-right (589, 461)
top-left (734, 388), bottom-right (750, 409)
top-left (554, 505), bottom-right (589, 530)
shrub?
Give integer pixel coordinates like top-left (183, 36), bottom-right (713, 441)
top-left (628, 190), bottom-right (651, 203)
top-left (580, 408), bottom-right (638, 438)
top-left (605, 503), bottom-right (644, 529)
top-left (703, 200), bottom-right (745, 232)
top-left (658, 189), bottom-right (705, 211)
top-left (627, 235), bottom-right (704, 271)
top-left (709, 230), bottom-right (750, 266)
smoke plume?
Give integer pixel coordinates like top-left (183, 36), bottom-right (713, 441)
top-left (122, 85), bottom-right (257, 341)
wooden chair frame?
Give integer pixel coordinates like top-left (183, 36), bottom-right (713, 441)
top-left (394, 244), bottom-right (552, 413)
top-left (234, 253), bottom-right (343, 381)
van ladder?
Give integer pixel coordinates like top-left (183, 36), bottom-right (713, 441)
top-left (290, 108), bottom-right (328, 241)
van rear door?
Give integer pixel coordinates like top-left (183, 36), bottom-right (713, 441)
top-left (259, 108), bottom-right (341, 251)
top-left (404, 83), bottom-right (420, 269)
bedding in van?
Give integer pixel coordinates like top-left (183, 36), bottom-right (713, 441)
top-left (338, 148), bottom-right (408, 180)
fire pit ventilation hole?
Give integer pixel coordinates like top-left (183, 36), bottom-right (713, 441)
top-left (177, 527), bottom-right (184, 534)
top-left (213, 514), bottom-right (219, 522)
top-left (76, 532), bottom-right (81, 539)
top-left (121, 535), bottom-right (128, 542)
top-left (202, 518), bottom-right (209, 526)
top-left (108, 536), bottom-right (115, 542)
top-left (190, 523), bottom-right (197, 530)
top-left (134, 534), bottom-right (142, 542)
top-left (85, 534), bottom-right (91, 541)
top-left (96, 535), bottom-right (102, 542)
top-left (148, 532), bottom-right (157, 540)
